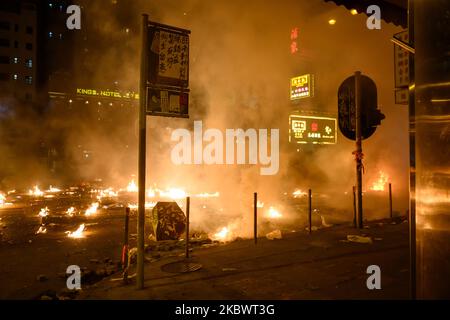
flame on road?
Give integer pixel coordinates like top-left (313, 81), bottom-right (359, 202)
top-left (29, 186), bottom-right (44, 197)
top-left (66, 207), bottom-right (75, 217)
top-left (38, 207), bottom-right (49, 218)
top-left (47, 186), bottom-right (62, 193)
top-left (212, 226), bottom-right (231, 242)
top-left (97, 188), bottom-right (118, 200)
top-left (160, 188), bottom-right (187, 200)
top-left (0, 193), bottom-right (5, 207)
top-left (293, 189), bottom-right (307, 198)
top-left (126, 179), bottom-right (138, 193)
top-left (266, 206), bottom-right (283, 219)
top-left (36, 226), bottom-right (47, 234)
top-left (195, 192), bottom-right (220, 198)
top-left (66, 224), bottom-right (85, 238)
top-left (85, 203), bottom-right (99, 216)
top-left (370, 171), bottom-right (389, 191)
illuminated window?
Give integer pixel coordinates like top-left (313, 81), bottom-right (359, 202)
top-left (13, 57), bottom-right (18, 64)
top-left (25, 76), bottom-right (32, 85)
top-left (13, 74), bottom-right (18, 80)
top-left (48, 32), bottom-right (53, 38)
top-left (25, 59), bottom-right (32, 68)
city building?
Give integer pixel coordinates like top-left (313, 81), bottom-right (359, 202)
top-left (0, 0), bottom-right (38, 102)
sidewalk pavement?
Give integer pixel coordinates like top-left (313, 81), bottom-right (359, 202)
top-left (79, 218), bottom-right (410, 300)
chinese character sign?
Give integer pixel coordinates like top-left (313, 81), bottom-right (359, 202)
top-left (290, 74), bottom-right (313, 100)
top-left (148, 23), bottom-right (190, 88)
top-left (290, 27), bottom-right (299, 54)
top-left (289, 115), bottom-right (336, 145)
top-left (158, 31), bottom-right (189, 81)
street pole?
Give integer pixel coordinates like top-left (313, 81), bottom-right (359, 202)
top-left (407, 0), bottom-right (416, 299)
top-left (137, 13), bottom-right (148, 290)
top-left (122, 207), bottom-right (130, 284)
top-left (352, 186), bottom-right (357, 228)
top-left (254, 192), bottom-right (257, 245)
top-left (355, 71), bottom-right (364, 229)
top-left (308, 189), bottom-right (312, 234)
top-left (185, 197), bottom-right (190, 259)
top-left (389, 183), bottom-right (393, 219)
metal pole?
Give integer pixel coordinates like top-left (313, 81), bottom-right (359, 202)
top-left (407, 0), bottom-right (416, 300)
top-left (122, 207), bottom-right (130, 283)
top-left (352, 186), bottom-right (357, 228)
top-left (254, 192), bottom-right (257, 245)
top-left (308, 189), bottom-right (312, 234)
top-left (389, 183), bottom-right (393, 219)
top-left (137, 13), bottom-right (149, 290)
top-left (185, 197), bottom-right (190, 259)
top-left (355, 71), bottom-right (364, 229)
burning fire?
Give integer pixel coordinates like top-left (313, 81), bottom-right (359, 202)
top-left (160, 188), bottom-right (187, 199)
top-left (38, 207), bottom-right (49, 218)
top-left (126, 179), bottom-right (138, 193)
top-left (29, 186), bottom-right (44, 197)
top-left (127, 202), bottom-right (157, 210)
top-left (36, 226), bottom-right (47, 234)
top-left (196, 192), bottom-right (220, 198)
top-left (66, 207), bottom-right (75, 217)
top-left (370, 171), bottom-right (389, 191)
top-left (292, 189), bottom-right (307, 198)
top-left (266, 206), bottom-right (283, 219)
top-left (212, 227), bottom-right (230, 242)
top-left (97, 188), bottom-right (118, 200)
top-left (0, 193), bottom-right (5, 207)
top-left (85, 203), bottom-right (99, 216)
top-left (47, 186), bottom-right (62, 193)
top-left (257, 201), bottom-right (265, 208)
top-left (66, 224), bottom-right (85, 238)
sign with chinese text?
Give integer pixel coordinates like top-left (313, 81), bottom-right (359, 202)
top-left (289, 114), bottom-right (337, 145)
top-left (147, 87), bottom-right (189, 118)
top-left (147, 21), bottom-right (190, 117)
top-left (394, 30), bottom-right (410, 88)
top-left (290, 74), bottom-right (313, 100)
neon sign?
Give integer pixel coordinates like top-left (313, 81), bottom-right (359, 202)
top-left (289, 114), bottom-right (337, 145)
top-left (290, 74), bottom-right (313, 100)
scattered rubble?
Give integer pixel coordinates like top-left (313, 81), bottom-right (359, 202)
top-left (266, 230), bottom-right (282, 240)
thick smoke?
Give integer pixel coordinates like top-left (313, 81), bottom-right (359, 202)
top-left (1, 0), bottom-right (409, 236)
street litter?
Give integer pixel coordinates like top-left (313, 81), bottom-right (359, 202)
top-left (266, 230), bottom-right (282, 240)
top-left (346, 235), bottom-right (373, 244)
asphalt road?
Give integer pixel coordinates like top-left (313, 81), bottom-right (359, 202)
top-left (80, 218), bottom-right (410, 300)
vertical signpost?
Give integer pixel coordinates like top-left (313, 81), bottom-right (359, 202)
top-left (338, 72), bottom-right (384, 230)
top-left (354, 71), bottom-right (363, 228)
top-left (137, 14), bottom-right (190, 290)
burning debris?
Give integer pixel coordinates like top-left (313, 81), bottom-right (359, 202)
top-left (370, 171), bottom-right (389, 192)
top-left (36, 226), bottom-right (47, 234)
top-left (66, 224), bottom-right (86, 239)
top-left (266, 207), bottom-right (283, 219)
top-left (29, 186), bottom-right (44, 197)
top-left (38, 207), bottom-right (50, 218)
top-left (66, 207), bottom-right (76, 217)
top-left (85, 203), bottom-right (99, 216)
top-left (0, 193), bottom-right (5, 207)
top-left (126, 179), bottom-right (138, 193)
top-left (212, 227), bottom-right (231, 242)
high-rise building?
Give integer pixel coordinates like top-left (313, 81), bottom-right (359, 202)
top-left (0, 0), bottom-right (38, 102)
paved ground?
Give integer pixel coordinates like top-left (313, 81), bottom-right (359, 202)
top-left (80, 218), bottom-right (410, 300)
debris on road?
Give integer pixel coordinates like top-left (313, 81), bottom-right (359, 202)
top-left (345, 235), bottom-right (373, 244)
top-left (266, 230), bottom-right (282, 240)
